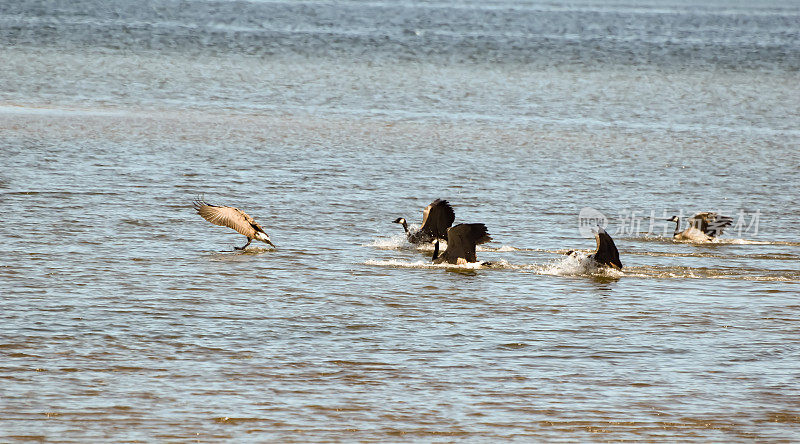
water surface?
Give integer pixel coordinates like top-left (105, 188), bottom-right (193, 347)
top-left (1, 0), bottom-right (799, 441)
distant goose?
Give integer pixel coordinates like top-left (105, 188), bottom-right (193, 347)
top-left (667, 212), bottom-right (733, 242)
top-left (193, 197), bottom-right (275, 250)
top-left (393, 199), bottom-right (455, 244)
top-left (567, 226), bottom-right (623, 270)
top-left (432, 223), bottom-right (492, 265)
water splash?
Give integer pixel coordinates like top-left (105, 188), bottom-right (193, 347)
top-left (530, 251), bottom-right (624, 278)
top-left (365, 259), bottom-right (486, 270)
top-left (365, 234), bottom-right (410, 250)
top-left (368, 235), bottom-right (519, 253)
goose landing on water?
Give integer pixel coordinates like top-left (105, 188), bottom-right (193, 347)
top-left (193, 197), bottom-right (275, 250)
top-left (393, 199), bottom-right (455, 244)
top-left (667, 212), bottom-right (733, 242)
top-left (567, 226), bottom-right (623, 270)
top-left (432, 223), bottom-right (492, 265)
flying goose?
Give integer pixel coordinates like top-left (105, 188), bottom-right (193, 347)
top-left (432, 223), bottom-right (492, 265)
top-left (193, 197), bottom-right (275, 250)
top-left (567, 226), bottom-right (623, 269)
top-left (667, 212), bottom-right (733, 242)
top-left (393, 199), bottom-right (455, 244)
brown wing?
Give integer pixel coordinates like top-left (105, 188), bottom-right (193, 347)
top-left (443, 223), bottom-right (491, 263)
top-left (420, 199), bottom-right (455, 240)
top-left (193, 198), bottom-right (263, 238)
top-left (593, 228), bottom-right (622, 269)
top-left (689, 212), bottom-right (733, 237)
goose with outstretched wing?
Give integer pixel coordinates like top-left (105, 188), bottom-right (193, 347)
top-left (193, 197), bottom-right (275, 250)
top-left (432, 223), bottom-right (492, 265)
top-left (667, 212), bottom-right (733, 242)
top-left (393, 199), bottom-right (455, 244)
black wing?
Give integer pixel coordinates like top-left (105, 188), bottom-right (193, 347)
top-left (443, 223), bottom-right (491, 263)
top-left (690, 212), bottom-right (733, 237)
top-left (593, 228), bottom-right (622, 269)
top-left (420, 199), bottom-right (456, 240)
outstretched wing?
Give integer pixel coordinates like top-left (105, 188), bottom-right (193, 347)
top-left (444, 223), bottom-right (491, 263)
top-left (193, 198), bottom-right (263, 238)
top-left (593, 228), bottom-right (622, 269)
top-left (420, 199), bottom-right (456, 240)
top-left (690, 212), bottom-right (733, 237)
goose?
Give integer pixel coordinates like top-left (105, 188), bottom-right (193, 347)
top-left (193, 197), bottom-right (275, 250)
top-left (667, 212), bottom-right (733, 242)
top-left (432, 223), bottom-right (492, 265)
top-left (393, 199), bottom-right (455, 244)
top-left (567, 226), bottom-right (623, 269)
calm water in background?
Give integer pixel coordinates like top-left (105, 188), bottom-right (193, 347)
top-left (1, 0), bottom-right (800, 441)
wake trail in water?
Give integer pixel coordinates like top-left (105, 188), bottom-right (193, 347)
top-left (365, 259), bottom-right (489, 271)
top-left (366, 252), bottom-right (621, 277)
top-left (625, 235), bottom-right (798, 246)
top-left (365, 251), bottom-right (799, 281)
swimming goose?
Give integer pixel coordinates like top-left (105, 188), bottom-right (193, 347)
top-left (193, 197), bottom-right (275, 250)
top-left (432, 223), bottom-right (492, 265)
top-left (667, 212), bottom-right (733, 242)
top-left (393, 199), bottom-right (455, 244)
top-left (567, 226), bottom-right (623, 269)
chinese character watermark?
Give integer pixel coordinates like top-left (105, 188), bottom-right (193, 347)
top-left (577, 208), bottom-right (760, 237)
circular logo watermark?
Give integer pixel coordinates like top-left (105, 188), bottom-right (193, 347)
top-left (578, 207), bottom-right (607, 238)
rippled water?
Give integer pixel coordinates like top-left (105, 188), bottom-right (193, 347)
top-left (2, 0), bottom-right (799, 441)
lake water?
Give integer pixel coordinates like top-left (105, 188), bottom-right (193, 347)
top-left (2, 0), bottom-right (799, 441)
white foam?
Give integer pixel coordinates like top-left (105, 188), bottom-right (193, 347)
top-left (714, 238), bottom-right (772, 245)
top-left (365, 259), bottom-right (486, 270)
top-left (477, 244), bottom-right (518, 252)
top-left (365, 234), bottom-right (409, 250)
top-left (368, 236), bottom-right (518, 254)
top-left (531, 251), bottom-right (624, 278)
top-left (366, 230), bottom-right (451, 252)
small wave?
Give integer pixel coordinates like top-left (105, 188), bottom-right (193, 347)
top-left (366, 256), bottom-right (798, 282)
top-left (478, 244), bottom-right (518, 252)
top-left (365, 259), bottom-right (486, 270)
top-left (671, 237), bottom-right (764, 245)
top-left (625, 250), bottom-right (800, 261)
top-left (236, 247), bottom-right (272, 254)
top-left (205, 247), bottom-right (272, 260)
top-left (714, 238), bottom-right (775, 245)
top-left (120, 218), bottom-right (153, 227)
top-left (0, 104), bottom-right (127, 117)
top-left (620, 266), bottom-right (799, 282)
top-left (627, 235), bottom-right (796, 246)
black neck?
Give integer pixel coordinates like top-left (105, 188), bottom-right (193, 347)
top-left (432, 240), bottom-right (440, 261)
top-left (673, 218), bottom-right (681, 235)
